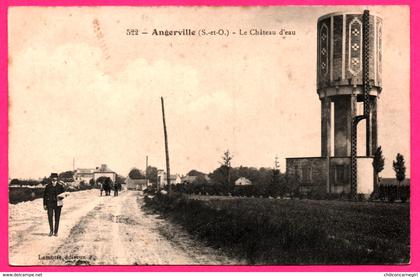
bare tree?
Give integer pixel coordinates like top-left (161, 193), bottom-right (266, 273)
top-left (270, 155), bottom-right (281, 197)
top-left (220, 150), bottom-right (233, 189)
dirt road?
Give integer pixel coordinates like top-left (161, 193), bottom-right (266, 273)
top-left (8, 189), bottom-right (240, 265)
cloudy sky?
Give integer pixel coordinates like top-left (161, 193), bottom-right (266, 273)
top-left (8, 6), bottom-right (409, 179)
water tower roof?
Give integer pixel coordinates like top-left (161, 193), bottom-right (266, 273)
top-left (318, 11), bottom-right (382, 22)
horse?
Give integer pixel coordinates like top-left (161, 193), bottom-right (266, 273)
top-left (103, 178), bottom-right (112, 196)
top-left (97, 177), bottom-right (114, 196)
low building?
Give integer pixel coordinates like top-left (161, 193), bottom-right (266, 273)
top-left (286, 157), bottom-right (375, 195)
top-left (93, 164), bottom-right (117, 184)
top-left (157, 170), bottom-right (181, 188)
top-left (75, 168), bottom-right (95, 183)
top-left (181, 174), bottom-right (211, 184)
top-left (379, 178), bottom-right (410, 186)
top-left (182, 175), bottom-right (198, 184)
top-left (126, 178), bottom-right (149, 190)
top-left (235, 177), bottom-right (252, 186)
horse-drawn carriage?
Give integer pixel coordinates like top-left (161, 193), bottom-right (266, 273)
top-left (96, 176), bottom-right (121, 196)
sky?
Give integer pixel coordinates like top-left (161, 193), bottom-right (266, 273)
top-left (8, 6), bottom-right (410, 179)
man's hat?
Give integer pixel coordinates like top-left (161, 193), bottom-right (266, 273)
top-left (50, 173), bottom-right (58, 178)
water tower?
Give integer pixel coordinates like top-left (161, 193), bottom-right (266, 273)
top-left (286, 10), bottom-right (382, 198)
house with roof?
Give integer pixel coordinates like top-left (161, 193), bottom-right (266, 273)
top-left (75, 168), bottom-right (95, 183)
top-left (182, 175), bottom-right (198, 184)
top-left (93, 164), bottom-right (117, 184)
top-left (126, 178), bottom-right (149, 190)
top-left (157, 169), bottom-right (181, 188)
top-left (72, 164), bottom-right (118, 187)
top-left (235, 177), bottom-right (252, 186)
top-left (181, 174), bottom-right (211, 184)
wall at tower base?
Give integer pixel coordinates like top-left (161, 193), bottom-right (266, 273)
top-left (285, 157), bottom-right (328, 193)
top-left (329, 157), bottom-right (351, 194)
top-left (286, 156), bottom-right (374, 196)
top-left (357, 157), bottom-right (374, 194)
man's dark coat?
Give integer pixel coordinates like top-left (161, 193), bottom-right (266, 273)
top-left (43, 182), bottom-right (65, 208)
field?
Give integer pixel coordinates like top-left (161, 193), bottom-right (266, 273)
top-left (144, 193), bottom-right (410, 265)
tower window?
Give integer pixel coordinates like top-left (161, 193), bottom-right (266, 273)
top-left (302, 166), bottom-right (312, 183)
top-left (335, 165), bottom-right (349, 184)
top-left (294, 165), bottom-right (300, 180)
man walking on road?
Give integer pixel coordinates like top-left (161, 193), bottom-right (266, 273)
top-left (43, 173), bottom-right (65, 237)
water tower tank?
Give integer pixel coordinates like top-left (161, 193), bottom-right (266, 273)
top-left (318, 11), bottom-right (382, 158)
top-left (317, 12), bottom-right (382, 97)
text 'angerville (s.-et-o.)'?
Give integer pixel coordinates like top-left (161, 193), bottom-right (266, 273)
top-left (126, 28), bottom-right (296, 37)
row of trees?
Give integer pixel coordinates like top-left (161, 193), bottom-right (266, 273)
top-left (168, 148), bottom-right (407, 200)
top-left (128, 166), bottom-right (158, 184)
top-left (176, 151), bottom-right (290, 197)
top-left (210, 147), bottom-right (407, 183)
top-left (372, 146), bottom-right (407, 186)
top-left (213, 148), bottom-right (407, 191)
top-left (10, 170), bottom-right (127, 187)
top-left (9, 170), bottom-right (77, 187)
top-left (129, 155), bottom-right (289, 198)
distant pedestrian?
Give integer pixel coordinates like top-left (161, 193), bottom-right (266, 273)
top-left (114, 183), bottom-right (118, 196)
top-left (43, 173), bottom-right (65, 237)
top-left (114, 183), bottom-right (121, 196)
top-left (99, 182), bottom-right (104, 196)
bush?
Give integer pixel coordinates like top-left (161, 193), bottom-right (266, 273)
top-left (9, 179), bottom-right (40, 187)
top-left (401, 186), bottom-right (410, 203)
top-left (171, 181), bottom-right (410, 203)
top-left (375, 184), bottom-right (410, 203)
top-left (9, 187), bottom-right (44, 204)
top-left (9, 182), bottom-right (95, 204)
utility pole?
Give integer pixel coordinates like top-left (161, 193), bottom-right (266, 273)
top-left (146, 155), bottom-right (149, 187)
top-left (161, 97), bottom-right (171, 192)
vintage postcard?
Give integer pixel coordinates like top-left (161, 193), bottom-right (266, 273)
top-left (8, 6), bottom-right (410, 266)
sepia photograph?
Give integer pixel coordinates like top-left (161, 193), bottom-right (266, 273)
top-left (8, 6), bottom-right (410, 266)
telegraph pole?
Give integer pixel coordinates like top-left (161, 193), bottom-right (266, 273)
top-left (161, 97), bottom-right (171, 192)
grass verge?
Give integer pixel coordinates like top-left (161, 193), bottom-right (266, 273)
top-left (144, 193), bottom-right (409, 265)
